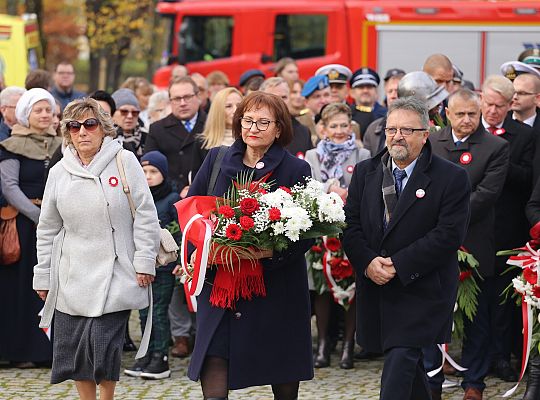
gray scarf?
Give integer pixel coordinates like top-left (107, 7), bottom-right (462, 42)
top-left (381, 152), bottom-right (398, 229)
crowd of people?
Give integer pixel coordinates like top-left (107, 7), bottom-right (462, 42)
top-left (0, 48), bottom-right (539, 400)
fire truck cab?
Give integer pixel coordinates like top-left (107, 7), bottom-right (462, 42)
top-left (153, 0), bottom-right (540, 88)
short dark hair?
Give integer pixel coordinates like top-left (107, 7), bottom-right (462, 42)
top-left (89, 90), bottom-right (116, 115)
top-left (232, 92), bottom-right (293, 147)
top-left (55, 61), bottom-right (74, 72)
top-left (25, 69), bottom-right (52, 90)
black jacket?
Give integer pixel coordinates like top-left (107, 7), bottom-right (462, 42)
top-left (145, 112), bottom-right (207, 192)
top-left (343, 141), bottom-right (471, 352)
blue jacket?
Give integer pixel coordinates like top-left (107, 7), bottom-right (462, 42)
top-left (154, 189), bottom-right (180, 271)
top-left (186, 139), bottom-right (314, 389)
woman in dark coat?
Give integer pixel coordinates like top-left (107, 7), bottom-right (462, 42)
top-left (185, 92), bottom-right (314, 399)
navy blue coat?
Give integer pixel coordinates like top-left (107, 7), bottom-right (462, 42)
top-left (154, 189), bottom-right (180, 272)
top-left (343, 141), bottom-right (471, 352)
top-left (186, 139), bottom-right (314, 389)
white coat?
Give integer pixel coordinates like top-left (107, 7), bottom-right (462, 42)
top-left (33, 137), bottom-right (160, 331)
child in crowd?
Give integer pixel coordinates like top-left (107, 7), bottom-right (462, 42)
top-left (124, 151), bottom-right (180, 379)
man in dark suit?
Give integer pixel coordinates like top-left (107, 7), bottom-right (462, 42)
top-left (430, 88), bottom-right (509, 400)
top-left (480, 75), bottom-right (535, 382)
top-left (343, 97), bottom-right (471, 400)
top-left (145, 76), bottom-right (207, 197)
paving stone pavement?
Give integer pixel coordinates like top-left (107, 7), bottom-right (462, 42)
top-left (0, 316), bottom-right (527, 399)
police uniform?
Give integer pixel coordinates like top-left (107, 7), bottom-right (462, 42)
top-left (349, 67), bottom-right (387, 139)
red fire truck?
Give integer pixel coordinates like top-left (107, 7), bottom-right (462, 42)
top-left (152, 0), bottom-right (540, 88)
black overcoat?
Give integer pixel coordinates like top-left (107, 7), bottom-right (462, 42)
top-left (186, 139), bottom-right (314, 389)
top-left (145, 112), bottom-right (207, 191)
top-left (343, 141), bottom-right (470, 353)
top-left (430, 125), bottom-right (509, 277)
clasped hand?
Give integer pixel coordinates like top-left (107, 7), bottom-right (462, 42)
top-left (365, 256), bottom-right (396, 285)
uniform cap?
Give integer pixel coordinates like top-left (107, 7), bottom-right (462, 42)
top-left (301, 75), bottom-right (329, 98)
top-left (500, 61), bottom-right (540, 81)
top-left (350, 67), bottom-right (380, 88)
top-left (315, 64), bottom-right (352, 84)
top-left (239, 69), bottom-right (265, 87)
top-left (384, 68), bottom-right (406, 81)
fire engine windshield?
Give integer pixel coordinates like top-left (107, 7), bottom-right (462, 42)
top-left (179, 16), bottom-right (233, 63)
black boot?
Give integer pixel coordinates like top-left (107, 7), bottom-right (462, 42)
top-left (339, 341), bottom-right (354, 369)
top-left (523, 355), bottom-right (540, 400)
top-left (123, 324), bottom-right (137, 352)
top-left (314, 338), bottom-right (330, 368)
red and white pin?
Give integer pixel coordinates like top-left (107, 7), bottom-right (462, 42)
top-left (416, 189), bottom-right (425, 199)
top-left (346, 165), bottom-right (354, 174)
top-left (493, 128), bottom-right (505, 136)
top-left (109, 176), bottom-right (119, 187)
top-left (296, 152), bottom-right (305, 160)
top-left (459, 152), bottom-right (472, 165)
top-left (255, 161), bottom-right (265, 169)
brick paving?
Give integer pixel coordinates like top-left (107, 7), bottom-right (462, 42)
top-left (0, 316), bottom-right (527, 399)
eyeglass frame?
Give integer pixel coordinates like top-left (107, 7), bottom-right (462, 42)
top-left (66, 118), bottom-right (100, 134)
top-left (170, 93), bottom-right (198, 103)
top-left (240, 117), bottom-right (276, 132)
top-left (384, 127), bottom-right (428, 137)
top-left (514, 91), bottom-right (538, 97)
top-left (118, 109), bottom-right (141, 117)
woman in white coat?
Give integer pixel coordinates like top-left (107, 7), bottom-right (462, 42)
top-left (305, 102), bottom-right (370, 370)
top-left (33, 98), bottom-right (160, 400)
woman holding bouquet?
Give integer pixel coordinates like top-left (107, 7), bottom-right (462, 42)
top-left (305, 102), bottom-right (370, 369)
top-left (185, 92), bottom-right (314, 400)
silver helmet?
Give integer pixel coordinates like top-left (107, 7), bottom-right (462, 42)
top-left (397, 71), bottom-right (449, 110)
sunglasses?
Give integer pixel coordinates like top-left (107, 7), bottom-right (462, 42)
top-left (119, 109), bottom-right (140, 117)
top-left (67, 118), bottom-right (100, 134)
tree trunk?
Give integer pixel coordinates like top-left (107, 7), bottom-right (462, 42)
top-left (25, 0), bottom-right (47, 67)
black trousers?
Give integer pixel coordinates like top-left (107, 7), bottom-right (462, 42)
top-left (381, 346), bottom-right (432, 400)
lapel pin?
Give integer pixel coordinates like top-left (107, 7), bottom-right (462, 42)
top-left (460, 152), bottom-right (472, 165)
top-left (346, 165), bottom-right (354, 173)
top-left (109, 176), bottom-right (119, 187)
top-left (494, 128), bottom-right (505, 136)
top-left (416, 189), bottom-right (425, 199)
top-left (296, 152), bottom-right (305, 159)
top-left (255, 161), bottom-right (265, 169)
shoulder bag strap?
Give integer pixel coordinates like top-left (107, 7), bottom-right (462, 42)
top-left (115, 150), bottom-right (136, 220)
top-left (207, 145), bottom-right (228, 196)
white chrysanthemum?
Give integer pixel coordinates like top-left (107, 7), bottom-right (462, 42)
top-left (312, 261), bottom-right (323, 270)
top-left (282, 207), bottom-right (312, 232)
top-left (260, 189), bottom-right (293, 208)
top-left (272, 221), bottom-right (285, 235)
top-left (317, 192), bottom-right (345, 223)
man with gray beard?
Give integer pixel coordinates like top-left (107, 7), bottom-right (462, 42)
top-left (343, 97), bottom-right (470, 400)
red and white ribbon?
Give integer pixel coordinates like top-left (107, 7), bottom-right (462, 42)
top-left (427, 343), bottom-right (467, 378)
top-left (503, 298), bottom-right (533, 397)
top-left (180, 214), bottom-right (213, 297)
top-left (321, 238), bottom-right (355, 306)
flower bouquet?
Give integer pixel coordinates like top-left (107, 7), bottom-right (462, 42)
top-left (453, 247), bottom-right (481, 340)
top-left (496, 223), bottom-right (540, 397)
top-left (175, 172), bottom-right (346, 309)
top-left (306, 236), bottom-right (355, 309)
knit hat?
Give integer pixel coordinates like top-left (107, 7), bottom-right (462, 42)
top-left (141, 151), bottom-right (168, 178)
top-left (111, 88), bottom-right (140, 110)
top-left (15, 87), bottom-right (56, 128)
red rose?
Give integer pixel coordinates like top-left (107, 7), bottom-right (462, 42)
top-left (311, 245), bottom-right (323, 253)
top-left (225, 224), bottom-right (243, 241)
top-left (218, 205), bottom-right (235, 219)
top-left (325, 238), bottom-right (342, 252)
top-left (279, 186), bottom-right (292, 194)
top-left (330, 258), bottom-right (353, 280)
top-left (533, 286), bottom-right (540, 299)
top-left (459, 270), bottom-right (472, 282)
top-left (239, 216), bottom-right (255, 230)
top-left (524, 267), bottom-right (538, 285)
top-left (240, 198), bottom-right (259, 215)
top-left (268, 207), bottom-right (281, 221)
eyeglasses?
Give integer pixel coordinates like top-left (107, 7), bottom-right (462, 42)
top-left (240, 117), bottom-right (275, 131)
top-left (384, 127), bottom-right (427, 136)
top-left (118, 109), bottom-right (140, 117)
top-left (514, 91), bottom-right (538, 97)
top-left (67, 118), bottom-right (100, 134)
top-left (170, 94), bottom-right (197, 103)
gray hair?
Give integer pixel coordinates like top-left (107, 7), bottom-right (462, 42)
top-left (0, 86), bottom-right (26, 106)
top-left (61, 98), bottom-right (116, 144)
top-left (482, 75), bottom-right (515, 102)
top-left (387, 96), bottom-right (430, 129)
top-left (448, 88), bottom-right (480, 108)
top-left (148, 90), bottom-right (170, 112)
top-left (260, 77), bottom-right (288, 92)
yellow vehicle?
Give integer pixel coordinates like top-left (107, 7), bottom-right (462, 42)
top-left (0, 13), bottom-right (42, 87)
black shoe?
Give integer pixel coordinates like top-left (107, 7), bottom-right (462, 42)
top-left (339, 341), bottom-right (354, 369)
top-left (314, 338), bottom-right (330, 368)
top-left (123, 328), bottom-right (137, 352)
top-left (523, 355), bottom-right (540, 400)
top-left (491, 359), bottom-right (518, 382)
top-left (354, 349), bottom-right (383, 361)
top-left (140, 352), bottom-right (171, 380)
top-left (124, 354), bottom-right (151, 377)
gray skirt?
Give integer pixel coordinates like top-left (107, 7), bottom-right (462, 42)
top-left (51, 309), bottom-right (130, 384)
